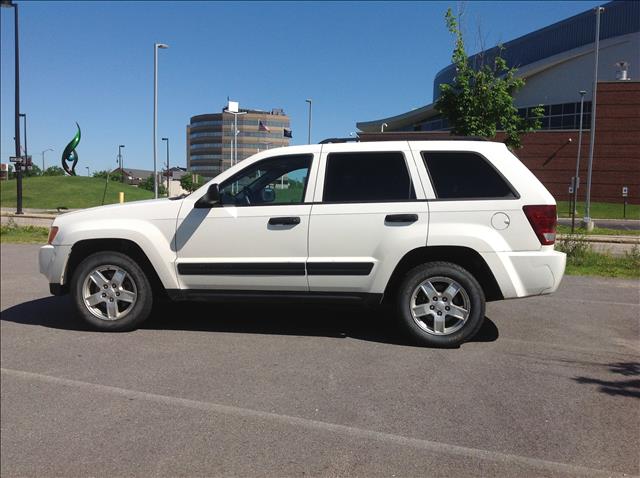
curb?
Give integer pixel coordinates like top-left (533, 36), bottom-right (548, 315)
top-left (557, 234), bottom-right (639, 245)
top-left (1, 212), bottom-right (58, 220)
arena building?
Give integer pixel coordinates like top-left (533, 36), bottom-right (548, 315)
top-left (357, 0), bottom-right (639, 204)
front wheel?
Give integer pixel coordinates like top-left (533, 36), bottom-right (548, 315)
top-left (396, 262), bottom-right (485, 347)
top-left (70, 251), bottom-right (153, 331)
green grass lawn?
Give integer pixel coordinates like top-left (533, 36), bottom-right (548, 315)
top-left (557, 224), bottom-right (640, 236)
top-left (0, 224), bottom-right (49, 244)
top-left (564, 249), bottom-right (640, 279)
top-left (556, 200), bottom-right (639, 220)
top-left (0, 176), bottom-right (154, 210)
top-left (556, 234), bottom-right (640, 279)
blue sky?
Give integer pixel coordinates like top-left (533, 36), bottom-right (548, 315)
top-left (1, 1), bottom-right (602, 173)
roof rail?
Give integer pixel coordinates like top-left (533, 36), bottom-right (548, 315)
top-left (357, 132), bottom-right (490, 142)
top-left (318, 137), bottom-right (360, 144)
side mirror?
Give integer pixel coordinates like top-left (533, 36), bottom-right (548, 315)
top-left (261, 187), bottom-right (275, 203)
top-left (195, 183), bottom-right (220, 208)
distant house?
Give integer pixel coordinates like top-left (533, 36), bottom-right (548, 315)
top-left (110, 166), bottom-right (188, 195)
top-left (111, 167), bottom-right (154, 186)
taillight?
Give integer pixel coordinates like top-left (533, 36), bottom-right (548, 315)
top-left (523, 205), bottom-right (557, 245)
top-left (48, 226), bottom-right (59, 244)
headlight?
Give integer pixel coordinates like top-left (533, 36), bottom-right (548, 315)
top-left (48, 226), bottom-right (59, 244)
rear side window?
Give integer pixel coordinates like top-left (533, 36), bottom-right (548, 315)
top-left (422, 152), bottom-right (517, 199)
top-left (323, 152), bottom-right (416, 202)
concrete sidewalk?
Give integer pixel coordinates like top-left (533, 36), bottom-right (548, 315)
top-left (558, 217), bottom-right (640, 231)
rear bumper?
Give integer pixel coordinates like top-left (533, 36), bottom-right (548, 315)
top-left (482, 249), bottom-right (566, 299)
top-left (39, 244), bottom-right (72, 293)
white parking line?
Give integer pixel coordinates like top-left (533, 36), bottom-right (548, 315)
top-left (1, 367), bottom-right (628, 478)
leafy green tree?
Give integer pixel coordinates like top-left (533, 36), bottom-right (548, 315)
top-left (93, 169), bottom-right (123, 182)
top-left (139, 176), bottom-right (167, 196)
top-left (24, 164), bottom-right (42, 177)
top-left (180, 173), bottom-right (204, 193)
top-left (92, 169), bottom-right (110, 179)
top-left (43, 166), bottom-right (66, 176)
top-left (436, 8), bottom-right (543, 148)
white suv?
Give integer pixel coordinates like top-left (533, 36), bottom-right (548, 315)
top-left (39, 140), bottom-right (565, 347)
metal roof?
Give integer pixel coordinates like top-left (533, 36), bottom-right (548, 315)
top-left (432, 1), bottom-right (639, 99)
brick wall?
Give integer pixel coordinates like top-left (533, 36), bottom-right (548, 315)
top-left (513, 82), bottom-right (640, 204)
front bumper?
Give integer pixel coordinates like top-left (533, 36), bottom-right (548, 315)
top-left (39, 244), bottom-right (72, 293)
top-left (482, 249), bottom-right (566, 299)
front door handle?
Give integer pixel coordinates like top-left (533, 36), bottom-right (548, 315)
top-left (385, 214), bottom-right (418, 224)
top-left (268, 216), bottom-right (301, 226)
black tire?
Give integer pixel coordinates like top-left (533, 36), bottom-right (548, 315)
top-left (396, 261), bottom-right (485, 347)
top-left (70, 251), bottom-right (153, 331)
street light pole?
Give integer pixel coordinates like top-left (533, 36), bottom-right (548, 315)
top-left (41, 148), bottom-right (53, 171)
top-left (118, 144), bottom-right (125, 183)
top-left (583, 6), bottom-right (604, 229)
top-left (153, 42), bottom-right (169, 199)
top-left (571, 90), bottom-right (587, 234)
top-left (162, 137), bottom-right (169, 195)
top-left (2, 0), bottom-right (22, 213)
top-left (305, 99), bottom-right (312, 144)
top-left (85, 166), bottom-right (90, 177)
top-left (223, 104), bottom-right (246, 168)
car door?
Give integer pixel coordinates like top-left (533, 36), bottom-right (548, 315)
top-left (307, 141), bottom-right (429, 295)
top-left (175, 150), bottom-right (319, 291)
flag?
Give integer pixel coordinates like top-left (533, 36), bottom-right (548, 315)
top-left (283, 128), bottom-right (293, 138)
top-left (258, 120), bottom-right (270, 132)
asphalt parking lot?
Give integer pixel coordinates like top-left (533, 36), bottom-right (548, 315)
top-left (1, 243), bottom-right (638, 477)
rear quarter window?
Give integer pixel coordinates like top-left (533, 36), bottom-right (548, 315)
top-left (421, 151), bottom-right (518, 199)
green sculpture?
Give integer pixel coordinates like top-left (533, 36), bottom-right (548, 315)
top-left (61, 123), bottom-right (81, 176)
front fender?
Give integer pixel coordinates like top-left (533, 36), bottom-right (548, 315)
top-left (56, 218), bottom-right (179, 290)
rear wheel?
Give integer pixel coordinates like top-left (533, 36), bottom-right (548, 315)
top-left (70, 251), bottom-right (153, 331)
top-left (396, 262), bottom-right (485, 347)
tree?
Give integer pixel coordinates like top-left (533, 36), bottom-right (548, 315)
top-left (93, 169), bottom-right (123, 182)
top-left (43, 166), bottom-right (66, 176)
top-left (24, 164), bottom-right (42, 177)
top-left (435, 8), bottom-right (543, 149)
top-left (139, 176), bottom-right (167, 196)
top-left (180, 173), bottom-right (204, 193)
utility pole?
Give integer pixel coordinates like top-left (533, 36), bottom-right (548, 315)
top-left (153, 42), bottom-right (169, 199)
top-left (571, 90), bottom-right (587, 234)
top-left (41, 148), bottom-right (53, 171)
top-left (583, 6), bottom-right (604, 230)
top-left (305, 99), bottom-right (312, 144)
top-left (162, 137), bottom-right (169, 195)
top-left (118, 145), bottom-right (125, 183)
top-left (1, 0), bottom-right (23, 213)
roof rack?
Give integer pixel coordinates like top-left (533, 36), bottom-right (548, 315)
top-left (318, 137), bottom-right (361, 144)
top-left (357, 132), bottom-right (489, 141)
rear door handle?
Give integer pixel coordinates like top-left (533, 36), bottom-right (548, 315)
top-left (268, 216), bottom-right (301, 226)
top-left (385, 214), bottom-right (418, 224)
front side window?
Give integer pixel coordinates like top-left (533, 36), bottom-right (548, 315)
top-left (422, 151), bottom-right (517, 199)
top-left (323, 152), bottom-right (415, 202)
top-left (219, 154), bottom-right (311, 206)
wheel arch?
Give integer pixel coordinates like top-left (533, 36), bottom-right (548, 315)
top-left (64, 238), bottom-right (167, 298)
top-left (383, 246), bottom-right (503, 303)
